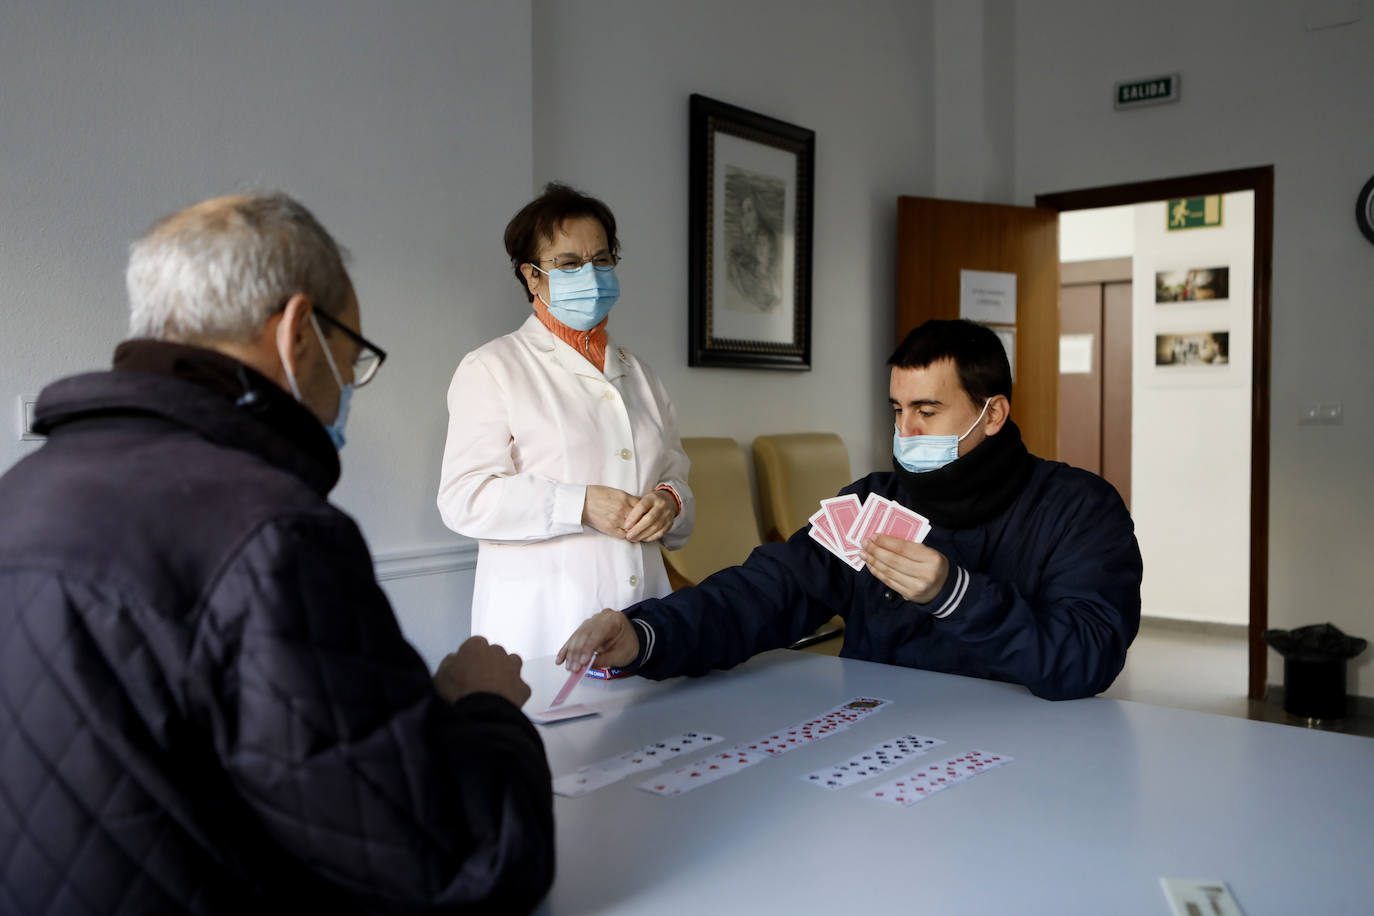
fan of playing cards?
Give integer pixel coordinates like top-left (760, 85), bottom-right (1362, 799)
top-left (807, 493), bottom-right (930, 570)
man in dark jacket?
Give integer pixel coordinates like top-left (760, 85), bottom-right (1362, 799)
top-left (0, 193), bottom-right (554, 914)
top-left (558, 319), bottom-right (1143, 701)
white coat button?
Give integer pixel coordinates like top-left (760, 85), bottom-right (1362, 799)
top-left (603, 390), bottom-right (615, 400)
top-left (629, 574), bottom-right (640, 587)
top-left (620, 448), bottom-right (631, 460)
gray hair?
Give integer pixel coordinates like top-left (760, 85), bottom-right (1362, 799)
top-left (126, 191), bottom-right (352, 343)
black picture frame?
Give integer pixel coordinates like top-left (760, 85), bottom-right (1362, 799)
top-left (688, 94), bottom-right (814, 370)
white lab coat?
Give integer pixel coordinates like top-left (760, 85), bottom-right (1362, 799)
top-left (438, 315), bottom-right (694, 659)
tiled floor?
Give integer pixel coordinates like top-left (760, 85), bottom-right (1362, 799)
top-left (1104, 618), bottom-right (1374, 739)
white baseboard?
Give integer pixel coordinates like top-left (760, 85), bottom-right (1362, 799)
top-left (1140, 615), bottom-right (1248, 638)
top-left (373, 542), bottom-right (479, 583)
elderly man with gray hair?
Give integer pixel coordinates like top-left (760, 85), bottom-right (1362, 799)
top-left (0, 192), bottom-right (554, 914)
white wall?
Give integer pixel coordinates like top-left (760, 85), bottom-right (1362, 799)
top-left (529, 0), bottom-right (934, 480)
top-left (1013, 1), bottom-right (1374, 692)
top-left (1060, 205), bottom-right (1134, 262)
top-left (933, 0), bottom-right (1016, 202)
top-left (1131, 194), bottom-right (1254, 626)
top-left (0, 0), bottom-right (534, 661)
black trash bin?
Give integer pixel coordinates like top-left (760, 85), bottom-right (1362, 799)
top-left (1262, 623), bottom-right (1367, 720)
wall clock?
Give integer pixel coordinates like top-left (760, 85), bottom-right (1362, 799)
top-left (1358, 174), bottom-right (1374, 245)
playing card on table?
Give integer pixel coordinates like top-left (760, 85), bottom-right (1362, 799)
top-left (553, 767), bottom-right (622, 798)
top-left (741, 723), bottom-right (812, 756)
top-left (594, 731), bottom-right (723, 775)
top-left (824, 696), bottom-right (893, 722)
top-left (640, 760), bottom-right (730, 797)
top-left (636, 744), bottom-right (765, 798)
top-left (942, 749), bottom-right (1012, 778)
top-left (803, 734), bottom-right (945, 791)
top-left (710, 745), bottom-right (767, 771)
top-left (530, 703), bottom-right (598, 725)
top-left (865, 750), bottom-right (1012, 807)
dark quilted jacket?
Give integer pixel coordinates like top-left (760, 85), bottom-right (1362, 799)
top-left (0, 343), bottom-right (554, 914)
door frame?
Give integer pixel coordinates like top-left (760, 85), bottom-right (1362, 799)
top-left (1037, 166), bottom-right (1274, 701)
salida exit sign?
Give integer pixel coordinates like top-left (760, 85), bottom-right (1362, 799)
top-left (1114, 74), bottom-right (1180, 109)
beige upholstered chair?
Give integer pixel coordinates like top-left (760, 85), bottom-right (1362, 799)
top-left (752, 433), bottom-right (853, 654)
top-left (659, 437), bottom-right (762, 590)
top-left (753, 433), bottom-right (854, 542)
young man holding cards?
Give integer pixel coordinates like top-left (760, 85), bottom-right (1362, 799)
top-left (558, 319), bottom-right (1143, 701)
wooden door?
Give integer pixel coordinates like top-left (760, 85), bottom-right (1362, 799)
top-left (1058, 258), bottom-right (1133, 508)
top-left (1057, 283), bottom-right (1103, 474)
top-left (896, 197), bottom-right (1061, 458)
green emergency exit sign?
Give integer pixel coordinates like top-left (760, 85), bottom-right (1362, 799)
top-left (1166, 196), bottom-right (1223, 230)
top-left (1114, 74), bottom-right (1180, 109)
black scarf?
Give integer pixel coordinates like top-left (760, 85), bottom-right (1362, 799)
top-left (892, 419), bottom-right (1036, 530)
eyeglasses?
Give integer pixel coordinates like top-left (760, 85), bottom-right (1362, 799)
top-left (313, 308), bottom-right (387, 387)
top-left (533, 253), bottom-right (621, 273)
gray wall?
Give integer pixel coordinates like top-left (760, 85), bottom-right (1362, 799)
top-left (0, 0), bottom-right (536, 548)
top-left (1010, 0), bottom-right (1374, 692)
top-left (530, 0), bottom-right (935, 479)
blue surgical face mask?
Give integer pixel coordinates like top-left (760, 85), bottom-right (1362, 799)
top-left (534, 261), bottom-right (620, 331)
top-left (280, 312), bottom-right (353, 451)
top-left (893, 399), bottom-right (991, 473)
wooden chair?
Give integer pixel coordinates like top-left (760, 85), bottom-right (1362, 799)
top-left (752, 433), bottom-right (854, 654)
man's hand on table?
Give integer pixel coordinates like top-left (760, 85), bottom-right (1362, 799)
top-left (860, 534), bottom-right (950, 604)
top-left (434, 636), bottom-right (531, 708)
top-left (557, 608), bottom-right (639, 672)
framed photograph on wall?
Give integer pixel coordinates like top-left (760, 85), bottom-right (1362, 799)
top-left (1154, 331), bottom-right (1230, 367)
top-left (688, 94), bottom-right (814, 370)
top-left (1155, 266), bottom-right (1230, 303)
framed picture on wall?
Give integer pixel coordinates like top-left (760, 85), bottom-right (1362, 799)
top-left (1154, 331), bottom-right (1230, 367)
top-left (688, 94), bottom-right (814, 370)
top-left (1155, 266), bottom-right (1230, 303)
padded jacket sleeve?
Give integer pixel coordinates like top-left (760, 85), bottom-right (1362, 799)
top-left (907, 472), bottom-right (1142, 701)
top-left (190, 509), bottom-right (554, 913)
top-left (627, 533), bottom-right (853, 679)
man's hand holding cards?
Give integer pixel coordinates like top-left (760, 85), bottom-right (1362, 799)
top-left (809, 493), bottom-right (949, 604)
top-left (808, 493), bottom-right (930, 569)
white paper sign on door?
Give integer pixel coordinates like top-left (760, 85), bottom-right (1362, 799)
top-left (959, 270), bottom-right (1017, 324)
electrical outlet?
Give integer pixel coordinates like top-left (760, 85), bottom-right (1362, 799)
top-left (1317, 402), bottom-right (1343, 425)
top-left (19, 395), bottom-right (42, 441)
top-left (1299, 403), bottom-right (1321, 424)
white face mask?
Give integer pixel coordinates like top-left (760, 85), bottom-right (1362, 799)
top-left (533, 261), bottom-right (620, 331)
top-left (892, 399), bottom-right (990, 473)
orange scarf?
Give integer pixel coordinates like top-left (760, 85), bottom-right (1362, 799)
top-left (532, 296), bottom-right (608, 372)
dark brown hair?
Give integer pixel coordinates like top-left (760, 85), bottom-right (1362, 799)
top-left (887, 319), bottom-right (1013, 406)
top-left (503, 182), bottom-right (620, 302)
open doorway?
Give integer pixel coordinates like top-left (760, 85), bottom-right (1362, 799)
top-left (1038, 167), bottom-right (1273, 705)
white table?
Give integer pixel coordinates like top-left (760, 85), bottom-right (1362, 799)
top-left (524, 649), bottom-right (1374, 915)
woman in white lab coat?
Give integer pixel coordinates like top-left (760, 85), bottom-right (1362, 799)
top-left (438, 183), bottom-right (694, 659)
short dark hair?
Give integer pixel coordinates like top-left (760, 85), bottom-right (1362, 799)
top-left (887, 319), bottom-right (1012, 406)
top-left (503, 182), bottom-right (620, 302)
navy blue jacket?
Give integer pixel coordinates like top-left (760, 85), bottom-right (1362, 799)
top-left (0, 346), bottom-right (554, 915)
top-left (628, 461), bottom-right (1142, 700)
